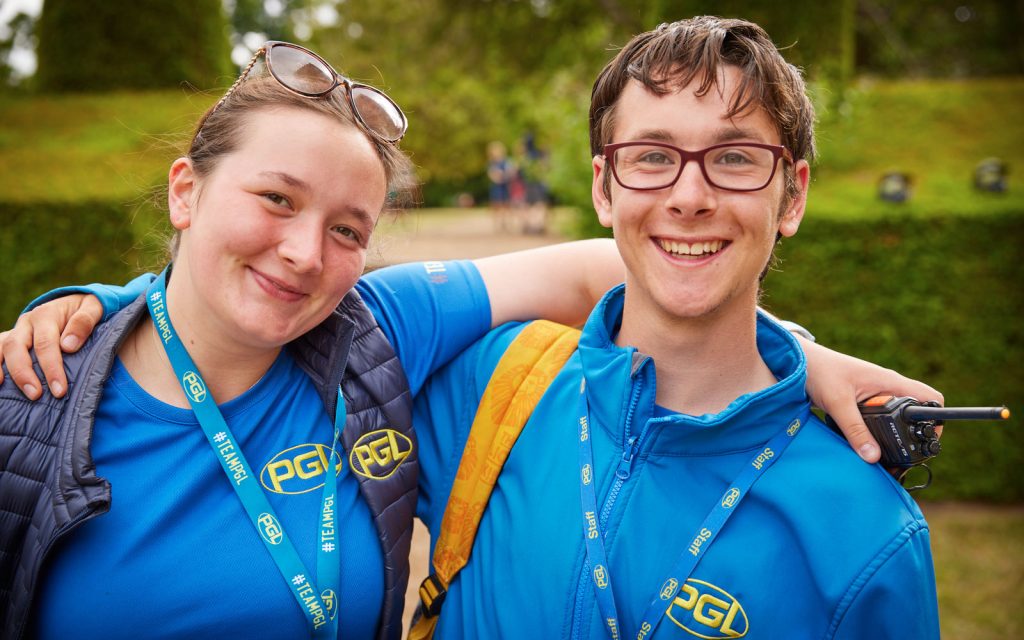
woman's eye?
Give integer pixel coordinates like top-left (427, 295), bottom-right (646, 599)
top-left (334, 226), bottom-right (360, 242)
top-left (263, 192), bottom-right (290, 207)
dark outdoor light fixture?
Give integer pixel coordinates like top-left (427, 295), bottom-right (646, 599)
top-left (878, 172), bottom-right (912, 203)
top-left (974, 158), bottom-right (1008, 193)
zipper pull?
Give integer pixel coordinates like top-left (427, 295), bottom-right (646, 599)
top-left (615, 436), bottom-right (639, 479)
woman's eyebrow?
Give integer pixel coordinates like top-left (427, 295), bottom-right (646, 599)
top-left (259, 170), bottom-right (312, 192)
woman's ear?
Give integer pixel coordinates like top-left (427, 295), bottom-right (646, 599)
top-left (592, 155), bottom-right (613, 229)
top-left (168, 158), bottom-right (197, 231)
top-left (779, 159), bottom-right (810, 238)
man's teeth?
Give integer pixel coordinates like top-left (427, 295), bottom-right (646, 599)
top-left (659, 239), bottom-right (724, 256)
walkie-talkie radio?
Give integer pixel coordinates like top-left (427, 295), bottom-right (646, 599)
top-left (827, 395), bottom-right (1011, 490)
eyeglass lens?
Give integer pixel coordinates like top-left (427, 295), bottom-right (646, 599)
top-left (613, 144), bottom-right (778, 190)
top-left (265, 43), bottom-right (406, 142)
top-left (268, 45), bottom-right (337, 95)
top-left (351, 88), bottom-right (406, 141)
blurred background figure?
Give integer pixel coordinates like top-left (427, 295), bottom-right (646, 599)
top-left (517, 132), bottom-right (551, 235)
top-left (486, 140), bottom-right (515, 231)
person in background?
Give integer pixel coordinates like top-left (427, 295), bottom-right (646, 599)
top-left (486, 140), bottom-right (515, 231)
top-left (518, 131), bottom-right (552, 235)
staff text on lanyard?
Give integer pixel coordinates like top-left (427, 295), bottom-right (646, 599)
top-left (576, 376), bottom-right (810, 640)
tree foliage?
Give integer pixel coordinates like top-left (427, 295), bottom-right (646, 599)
top-left (35, 0), bottom-right (233, 92)
top-left (291, 0), bottom-right (856, 207)
top-left (856, 0), bottom-right (1024, 77)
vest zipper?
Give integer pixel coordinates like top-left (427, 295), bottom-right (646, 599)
top-left (570, 361), bottom-right (650, 640)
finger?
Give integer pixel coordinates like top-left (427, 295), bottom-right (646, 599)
top-left (0, 330), bottom-right (8, 385)
top-left (829, 402), bottom-right (881, 463)
top-left (869, 371), bottom-right (944, 407)
top-left (1, 317), bottom-right (43, 400)
top-left (32, 322), bottom-right (69, 398)
top-left (61, 299), bottom-right (104, 353)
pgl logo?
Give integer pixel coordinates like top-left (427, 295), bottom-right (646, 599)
top-left (350, 429), bottom-right (412, 480)
top-left (593, 564), bottom-right (609, 589)
top-left (261, 444), bottom-right (343, 494)
top-left (721, 488), bottom-right (741, 509)
top-left (321, 589), bottom-right (338, 621)
top-left (182, 371), bottom-right (207, 403)
top-left (660, 578), bottom-right (679, 601)
top-left (667, 579), bottom-right (748, 638)
top-left (257, 512), bottom-right (284, 545)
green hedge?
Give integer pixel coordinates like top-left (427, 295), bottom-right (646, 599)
top-left (0, 200), bottom-right (166, 327)
top-left (35, 0), bottom-right (232, 93)
top-left (577, 207), bottom-right (1023, 501)
top-left (763, 212), bottom-right (1023, 501)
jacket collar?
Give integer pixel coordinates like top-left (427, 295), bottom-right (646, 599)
top-left (577, 285), bottom-right (811, 456)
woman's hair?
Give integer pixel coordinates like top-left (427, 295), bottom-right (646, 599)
top-left (169, 70), bottom-right (416, 256)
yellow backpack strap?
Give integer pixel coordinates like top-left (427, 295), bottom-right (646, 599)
top-left (409, 320), bottom-right (580, 639)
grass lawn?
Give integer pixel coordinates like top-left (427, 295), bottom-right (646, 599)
top-left (922, 501), bottom-right (1024, 638)
top-left (810, 77), bottom-right (1024, 219)
top-left (0, 89), bottom-right (215, 203)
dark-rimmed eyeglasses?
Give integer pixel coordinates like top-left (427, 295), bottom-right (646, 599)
top-left (604, 141), bottom-right (792, 192)
top-left (211, 41), bottom-right (407, 143)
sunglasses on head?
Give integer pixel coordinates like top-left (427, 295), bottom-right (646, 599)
top-left (211, 41), bottom-right (407, 143)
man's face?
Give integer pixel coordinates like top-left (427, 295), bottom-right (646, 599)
top-left (591, 66), bottom-right (809, 325)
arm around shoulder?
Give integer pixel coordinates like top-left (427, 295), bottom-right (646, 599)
top-left (474, 239), bottom-right (624, 328)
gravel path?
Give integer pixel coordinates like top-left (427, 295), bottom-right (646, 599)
top-left (368, 207), bottom-right (572, 268)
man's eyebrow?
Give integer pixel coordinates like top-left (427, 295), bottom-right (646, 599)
top-left (627, 127), bottom-right (773, 146)
top-left (630, 129), bottom-right (675, 143)
top-left (709, 127), bottom-right (771, 144)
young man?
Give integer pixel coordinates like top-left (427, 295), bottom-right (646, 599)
top-left (413, 17), bottom-right (940, 639)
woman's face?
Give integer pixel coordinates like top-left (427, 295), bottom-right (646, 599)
top-left (167, 106), bottom-right (388, 352)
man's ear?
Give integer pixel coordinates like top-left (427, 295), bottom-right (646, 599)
top-left (592, 155), bottom-right (613, 229)
top-left (779, 159), bottom-right (810, 238)
top-left (168, 158), bottom-right (197, 231)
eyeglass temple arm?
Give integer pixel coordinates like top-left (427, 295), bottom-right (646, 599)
top-left (212, 47), bottom-right (268, 113)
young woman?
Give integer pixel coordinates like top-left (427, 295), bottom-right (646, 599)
top-left (0, 41), bottom-right (939, 640)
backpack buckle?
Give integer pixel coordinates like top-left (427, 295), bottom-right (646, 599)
top-left (418, 573), bottom-right (447, 618)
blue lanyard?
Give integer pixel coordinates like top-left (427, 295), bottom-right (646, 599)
top-left (146, 268), bottom-right (340, 638)
top-left (577, 376), bottom-right (810, 639)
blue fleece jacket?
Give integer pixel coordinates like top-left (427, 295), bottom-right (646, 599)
top-left (414, 285), bottom-right (939, 640)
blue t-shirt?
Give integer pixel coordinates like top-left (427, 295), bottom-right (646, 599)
top-left (31, 260), bottom-right (490, 640)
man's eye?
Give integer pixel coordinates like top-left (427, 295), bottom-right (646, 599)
top-left (717, 151), bottom-right (754, 165)
top-left (638, 152), bottom-right (675, 165)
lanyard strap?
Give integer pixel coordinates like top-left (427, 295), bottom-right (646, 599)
top-left (577, 376), bottom-right (810, 639)
top-left (146, 268), bottom-right (340, 638)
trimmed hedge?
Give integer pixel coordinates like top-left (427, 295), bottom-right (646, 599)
top-left (0, 200), bottom-right (164, 327)
top-left (1, 201), bottom-right (1020, 501)
top-left (35, 0), bottom-right (232, 93)
top-left (763, 212), bottom-right (1023, 501)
